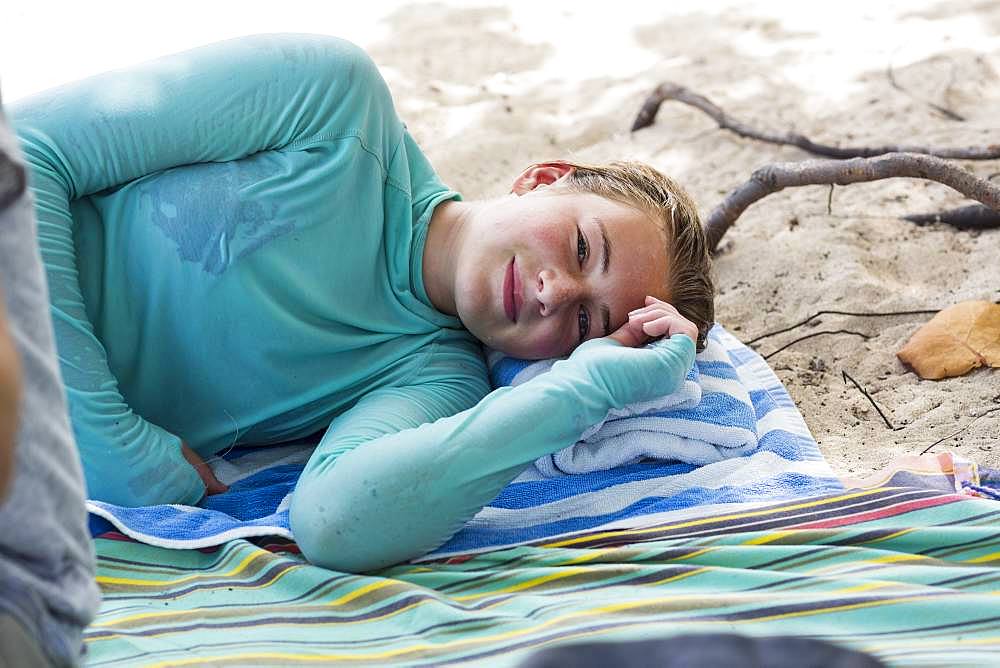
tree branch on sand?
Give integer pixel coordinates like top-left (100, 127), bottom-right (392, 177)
top-left (703, 153), bottom-right (1000, 252)
top-left (630, 82), bottom-right (1000, 160)
top-left (902, 204), bottom-right (1000, 230)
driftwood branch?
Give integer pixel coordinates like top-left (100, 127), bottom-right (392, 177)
top-left (631, 82), bottom-right (1000, 160)
top-left (902, 204), bottom-right (1000, 230)
top-left (704, 153), bottom-right (1000, 252)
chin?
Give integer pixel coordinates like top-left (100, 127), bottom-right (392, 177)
top-left (497, 342), bottom-right (555, 361)
top-left (484, 338), bottom-right (527, 359)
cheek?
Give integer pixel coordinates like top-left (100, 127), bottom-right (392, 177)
top-left (526, 226), bottom-right (564, 257)
top-left (523, 320), bottom-right (572, 359)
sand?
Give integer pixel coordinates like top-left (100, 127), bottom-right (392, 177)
top-left (6, 1), bottom-right (1000, 475)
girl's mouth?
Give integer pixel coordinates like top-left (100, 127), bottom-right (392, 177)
top-left (503, 257), bottom-right (521, 323)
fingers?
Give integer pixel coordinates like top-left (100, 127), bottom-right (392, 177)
top-left (622, 296), bottom-right (697, 346)
top-left (203, 475), bottom-right (230, 496)
top-left (642, 315), bottom-right (698, 342)
top-left (642, 315), bottom-right (674, 338)
top-left (608, 296), bottom-right (698, 350)
top-left (607, 315), bottom-right (648, 348)
top-left (181, 442), bottom-right (230, 496)
top-left (628, 296), bottom-right (680, 319)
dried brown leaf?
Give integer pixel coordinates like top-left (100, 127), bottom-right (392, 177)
top-left (897, 300), bottom-right (1000, 379)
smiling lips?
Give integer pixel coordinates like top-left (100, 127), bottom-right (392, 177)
top-left (503, 257), bottom-right (523, 323)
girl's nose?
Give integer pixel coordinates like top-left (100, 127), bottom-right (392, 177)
top-left (537, 269), bottom-right (582, 317)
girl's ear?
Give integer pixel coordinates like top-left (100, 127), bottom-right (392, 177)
top-left (510, 161), bottom-right (574, 195)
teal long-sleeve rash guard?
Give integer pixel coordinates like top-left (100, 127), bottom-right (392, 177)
top-left (12, 35), bottom-right (695, 572)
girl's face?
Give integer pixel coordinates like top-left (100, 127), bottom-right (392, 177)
top-left (453, 186), bottom-right (669, 360)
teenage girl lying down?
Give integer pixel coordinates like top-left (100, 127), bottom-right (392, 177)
top-left (11, 34), bottom-right (714, 573)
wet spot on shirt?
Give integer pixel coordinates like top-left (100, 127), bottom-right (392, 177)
top-left (143, 154), bottom-right (295, 274)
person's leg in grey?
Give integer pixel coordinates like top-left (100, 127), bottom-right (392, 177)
top-left (0, 614), bottom-right (53, 668)
top-left (517, 634), bottom-right (886, 668)
top-left (0, 96), bottom-right (100, 666)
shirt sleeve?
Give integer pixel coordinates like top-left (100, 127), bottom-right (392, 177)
top-left (9, 34), bottom-right (398, 507)
top-left (290, 335), bottom-right (695, 573)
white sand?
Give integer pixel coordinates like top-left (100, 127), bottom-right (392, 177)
top-left (5, 1), bottom-right (999, 474)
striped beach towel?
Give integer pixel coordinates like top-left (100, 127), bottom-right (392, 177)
top-left (84, 453), bottom-right (1000, 667)
top-left (86, 324), bottom-right (841, 558)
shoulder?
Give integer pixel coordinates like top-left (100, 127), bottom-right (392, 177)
top-left (283, 35), bottom-right (389, 98)
top-left (210, 34), bottom-right (384, 83)
top-left (252, 35), bottom-right (403, 162)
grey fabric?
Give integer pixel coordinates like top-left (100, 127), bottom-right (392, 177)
top-left (0, 140), bottom-right (25, 210)
top-left (0, 95), bottom-right (25, 211)
top-left (518, 634), bottom-right (885, 668)
top-left (0, 614), bottom-right (52, 668)
top-left (0, 101), bottom-right (99, 666)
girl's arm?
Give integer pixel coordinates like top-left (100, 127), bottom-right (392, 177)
top-left (10, 34), bottom-right (397, 506)
top-left (291, 333), bottom-right (696, 573)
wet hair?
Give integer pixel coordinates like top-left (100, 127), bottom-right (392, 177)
top-left (552, 160), bottom-right (715, 350)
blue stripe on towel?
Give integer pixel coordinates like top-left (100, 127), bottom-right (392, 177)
top-left (757, 431), bottom-right (814, 461)
top-left (678, 392), bottom-right (756, 427)
top-left (752, 388), bottom-right (798, 412)
top-left (200, 465), bottom-right (300, 520)
top-left (488, 461), bottom-right (701, 509)
top-left (696, 359), bottom-right (742, 380)
top-left (727, 346), bottom-right (761, 366)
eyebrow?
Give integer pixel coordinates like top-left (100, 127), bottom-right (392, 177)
top-left (595, 216), bottom-right (612, 274)
top-left (593, 216), bottom-right (612, 336)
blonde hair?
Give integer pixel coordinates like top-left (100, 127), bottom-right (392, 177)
top-left (554, 160), bottom-right (715, 350)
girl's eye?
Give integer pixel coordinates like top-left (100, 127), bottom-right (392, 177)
top-left (577, 227), bottom-right (589, 266)
top-left (576, 227), bottom-right (591, 343)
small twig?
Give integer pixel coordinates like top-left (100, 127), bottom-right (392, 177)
top-left (704, 153), bottom-right (1000, 252)
top-left (746, 308), bottom-right (940, 345)
top-left (919, 404), bottom-right (1000, 455)
top-left (903, 204), bottom-right (1000, 230)
top-left (887, 57), bottom-right (966, 122)
top-left (842, 370), bottom-right (898, 430)
top-left (630, 82), bottom-right (997, 158)
top-left (826, 185), bottom-right (834, 215)
top-left (762, 330), bottom-right (870, 360)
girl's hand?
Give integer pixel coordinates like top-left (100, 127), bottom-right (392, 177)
top-left (552, 299), bottom-right (696, 410)
top-left (181, 442), bottom-right (229, 496)
top-left (609, 296), bottom-right (698, 348)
